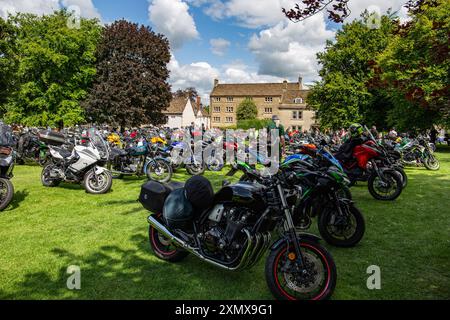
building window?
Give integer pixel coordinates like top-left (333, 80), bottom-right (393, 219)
top-left (292, 111), bottom-right (303, 120)
top-left (226, 117), bottom-right (233, 123)
top-left (213, 117), bottom-right (221, 122)
top-left (213, 106), bottom-right (221, 113)
top-left (264, 107), bottom-right (272, 114)
top-left (226, 106), bottom-right (234, 113)
top-left (227, 97), bottom-right (234, 102)
top-left (214, 97), bottom-right (221, 102)
top-left (294, 97), bottom-right (303, 104)
top-left (265, 97), bottom-right (273, 103)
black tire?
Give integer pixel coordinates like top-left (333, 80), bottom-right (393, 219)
top-left (318, 203), bottom-right (365, 247)
top-left (368, 170), bottom-right (403, 201)
top-left (83, 169), bottom-right (112, 194)
top-left (265, 239), bottom-right (336, 300)
top-left (337, 186), bottom-right (352, 200)
top-left (0, 178), bottom-right (14, 211)
top-left (146, 159), bottom-right (173, 183)
top-left (41, 164), bottom-right (61, 187)
top-left (395, 167), bottom-right (408, 188)
top-left (186, 163), bottom-right (205, 175)
top-left (148, 224), bottom-right (189, 262)
top-left (424, 155), bottom-right (440, 171)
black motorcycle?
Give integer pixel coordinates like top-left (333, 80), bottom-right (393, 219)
top-left (0, 123), bottom-right (16, 211)
top-left (140, 174), bottom-right (337, 300)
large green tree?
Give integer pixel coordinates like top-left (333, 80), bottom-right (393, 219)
top-left (3, 10), bottom-right (101, 127)
top-left (375, 0), bottom-right (450, 129)
top-left (0, 17), bottom-right (18, 116)
top-left (236, 98), bottom-right (258, 121)
top-left (83, 20), bottom-right (171, 128)
top-left (308, 13), bottom-right (395, 130)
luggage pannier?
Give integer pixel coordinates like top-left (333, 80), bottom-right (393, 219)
top-left (39, 130), bottom-right (65, 146)
top-left (139, 181), bottom-right (171, 214)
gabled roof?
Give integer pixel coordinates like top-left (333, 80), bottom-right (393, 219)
top-left (163, 96), bottom-right (189, 115)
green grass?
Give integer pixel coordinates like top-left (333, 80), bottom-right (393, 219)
top-left (0, 148), bottom-right (449, 300)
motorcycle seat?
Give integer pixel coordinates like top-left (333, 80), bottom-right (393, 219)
top-left (53, 147), bottom-right (72, 159)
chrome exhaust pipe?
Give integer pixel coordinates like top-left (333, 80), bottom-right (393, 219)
top-left (147, 215), bottom-right (255, 271)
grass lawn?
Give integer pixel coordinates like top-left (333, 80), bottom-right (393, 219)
top-left (0, 147), bottom-right (449, 300)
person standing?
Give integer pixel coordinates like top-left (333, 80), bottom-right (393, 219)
top-left (267, 115), bottom-right (285, 162)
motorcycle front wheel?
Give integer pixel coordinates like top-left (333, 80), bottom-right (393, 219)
top-left (83, 169), bottom-right (112, 194)
top-left (318, 203), bottom-right (365, 247)
top-left (146, 159), bottom-right (173, 183)
top-left (368, 171), bottom-right (403, 201)
top-left (0, 178), bottom-right (14, 211)
top-left (265, 239), bottom-right (336, 300)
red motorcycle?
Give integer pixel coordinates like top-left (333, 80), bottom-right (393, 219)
top-left (338, 139), bottom-right (403, 201)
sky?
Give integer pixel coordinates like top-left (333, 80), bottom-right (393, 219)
top-left (0, 0), bottom-right (410, 102)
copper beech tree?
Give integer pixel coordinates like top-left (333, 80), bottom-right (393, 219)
top-left (84, 20), bottom-right (172, 129)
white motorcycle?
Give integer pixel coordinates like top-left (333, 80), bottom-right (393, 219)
top-left (41, 129), bottom-right (112, 194)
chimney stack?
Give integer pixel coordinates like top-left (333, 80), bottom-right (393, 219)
top-left (298, 75), bottom-right (303, 90)
top-left (214, 79), bottom-right (219, 87)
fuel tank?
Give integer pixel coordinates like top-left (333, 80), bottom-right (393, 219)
top-left (214, 181), bottom-right (266, 212)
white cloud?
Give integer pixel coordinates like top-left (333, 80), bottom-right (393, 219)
top-left (148, 0), bottom-right (199, 50)
top-left (0, 0), bottom-right (101, 20)
top-left (61, 0), bottom-right (101, 20)
top-left (248, 13), bottom-right (335, 82)
top-left (0, 0), bottom-right (59, 19)
top-left (346, 0), bottom-right (409, 21)
top-left (169, 54), bottom-right (219, 102)
top-left (210, 38), bottom-right (231, 56)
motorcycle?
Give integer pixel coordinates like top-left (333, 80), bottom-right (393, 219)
top-left (168, 140), bottom-right (206, 175)
top-left (140, 172), bottom-right (337, 300)
top-left (335, 132), bottom-right (404, 201)
top-left (41, 129), bottom-right (113, 194)
top-left (108, 134), bottom-right (173, 183)
top-left (0, 123), bottom-right (15, 211)
top-left (398, 138), bottom-right (440, 171)
top-left (140, 174), bottom-right (337, 300)
top-left (16, 130), bottom-right (49, 166)
top-left (229, 144), bottom-right (364, 247)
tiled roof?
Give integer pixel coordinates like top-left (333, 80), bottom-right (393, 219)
top-left (163, 96), bottom-right (188, 114)
top-left (210, 82), bottom-right (302, 96)
top-left (281, 90), bottom-right (309, 104)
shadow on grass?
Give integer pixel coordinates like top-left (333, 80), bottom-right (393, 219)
top-left (0, 234), bottom-right (262, 300)
top-left (6, 189), bottom-right (29, 211)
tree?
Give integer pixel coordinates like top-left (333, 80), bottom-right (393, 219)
top-left (375, 0), bottom-right (450, 129)
top-left (83, 20), bottom-right (171, 128)
top-left (0, 17), bottom-right (18, 116)
top-left (282, 0), bottom-right (432, 23)
top-left (307, 13), bottom-right (395, 129)
top-left (3, 11), bottom-right (101, 127)
top-left (236, 98), bottom-right (258, 121)
top-left (174, 87), bottom-right (198, 100)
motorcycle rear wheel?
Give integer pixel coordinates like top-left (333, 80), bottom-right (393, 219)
top-left (265, 239), bottom-right (336, 300)
top-left (149, 224), bottom-right (189, 262)
top-left (41, 165), bottom-right (61, 187)
top-left (0, 178), bottom-right (14, 211)
top-left (424, 156), bottom-right (440, 171)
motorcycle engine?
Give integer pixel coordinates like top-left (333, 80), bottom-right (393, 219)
top-left (200, 205), bottom-right (254, 261)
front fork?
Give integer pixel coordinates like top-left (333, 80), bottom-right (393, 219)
top-left (277, 183), bottom-right (305, 267)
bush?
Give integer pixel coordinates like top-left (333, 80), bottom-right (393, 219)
top-left (237, 119), bottom-right (272, 130)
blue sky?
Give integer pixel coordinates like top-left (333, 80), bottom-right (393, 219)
top-left (0, 0), bottom-right (410, 100)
